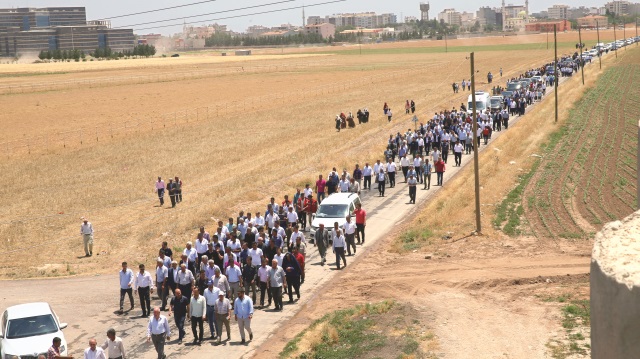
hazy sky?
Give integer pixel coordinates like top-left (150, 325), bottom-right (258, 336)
top-left (0, 0), bottom-right (605, 35)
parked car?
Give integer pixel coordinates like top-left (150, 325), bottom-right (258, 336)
top-left (1, 303), bottom-right (69, 359)
top-left (490, 95), bottom-right (504, 111)
top-left (519, 78), bottom-right (532, 88)
top-left (171, 54), bottom-right (180, 57)
top-left (506, 81), bottom-right (522, 92)
top-left (500, 90), bottom-right (514, 99)
top-left (530, 76), bottom-right (542, 84)
top-left (310, 193), bottom-right (361, 238)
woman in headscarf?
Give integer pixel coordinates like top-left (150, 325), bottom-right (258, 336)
top-left (282, 252), bottom-right (302, 303)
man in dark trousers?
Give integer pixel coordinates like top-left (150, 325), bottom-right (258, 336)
top-left (169, 288), bottom-right (190, 344)
top-left (174, 176), bottom-right (183, 203)
top-left (167, 179), bottom-right (177, 208)
top-left (167, 261), bottom-right (178, 296)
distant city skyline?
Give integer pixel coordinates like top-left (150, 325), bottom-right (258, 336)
top-left (0, 0), bottom-right (613, 35)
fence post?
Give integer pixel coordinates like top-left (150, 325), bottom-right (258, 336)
top-left (95, 126), bottom-right (98, 142)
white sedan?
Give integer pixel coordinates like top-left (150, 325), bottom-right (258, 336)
top-left (0, 303), bottom-right (69, 359)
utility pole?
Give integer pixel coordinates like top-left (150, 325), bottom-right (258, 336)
top-left (623, 19), bottom-right (626, 50)
top-left (554, 24), bottom-right (558, 123)
top-left (469, 52), bottom-right (482, 235)
top-left (547, 28), bottom-right (549, 50)
top-left (596, 20), bottom-right (602, 69)
top-left (578, 25), bottom-right (584, 85)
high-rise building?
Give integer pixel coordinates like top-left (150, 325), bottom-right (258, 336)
top-left (306, 12), bottom-right (397, 29)
top-left (438, 9), bottom-right (462, 26)
top-left (0, 7), bottom-right (134, 56)
top-left (477, 7), bottom-right (497, 26)
top-left (548, 4), bottom-right (570, 19)
top-left (605, 1), bottom-right (631, 15)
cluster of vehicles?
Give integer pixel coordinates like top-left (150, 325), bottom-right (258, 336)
top-left (586, 37), bottom-right (640, 57)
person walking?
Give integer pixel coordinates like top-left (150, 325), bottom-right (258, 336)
top-left (354, 203), bottom-right (366, 245)
top-left (101, 328), bottom-right (126, 359)
top-left (83, 339), bottom-right (106, 359)
top-left (267, 259), bottom-right (286, 311)
top-left (168, 289), bottom-right (189, 344)
top-left (225, 260), bottom-right (242, 304)
top-left (435, 158), bottom-right (446, 186)
top-left (387, 159), bottom-right (397, 188)
top-left (362, 163), bottom-right (372, 190)
top-left (405, 100), bottom-right (411, 114)
top-left (377, 168), bottom-right (386, 197)
top-left (422, 159), bottom-right (432, 190)
top-left (189, 287), bottom-right (206, 345)
top-left (282, 253), bottom-right (301, 303)
top-left (332, 229), bottom-right (347, 270)
top-left (147, 307), bottom-right (170, 359)
top-left (343, 215), bottom-right (356, 256)
top-left (174, 176), bottom-right (183, 203)
top-left (387, 108), bottom-right (393, 122)
top-left (257, 259), bottom-right (272, 308)
top-left (155, 259), bottom-right (168, 311)
top-left (155, 177), bottom-right (165, 206)
top-left (48, 337), bottom-right (73, 359)
top-left (242, 257), bottom-right (258, 304)
top-left (204, 280), bottom-right (220, 340)
top-left (234, 287), bottom-right (254, 344)
top-left (118, 262), bottom-right (134, 315)
top-left (176, 264), bottom-right (195, 301)
top-left (410, 100), bottom-right (416, 114)
top-left (133, 264), bottom-right (154, 318)
top-left (315, 174), bottom-right (326, 203)
top-left (454, 141), bottom-right (464, 167)
top-left (80, 218), bottom-right (94, 257)
top-left (408, 174), bottom-right (418, 204)
top-left (167, 179), bottom-right (177, 208)
top-left (314, 223), bottom-right (330, 265)
top-left (214, 291), bottom-right (232, 344)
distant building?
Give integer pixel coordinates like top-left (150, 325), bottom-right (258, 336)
top-left (504, 10), bottom-right (534, 32)
top-left (307, 12), bottom-right (397, 29)
top-left (303, 23), bottom-right (335, 39)
top-left (525, 19), bottom-right (572, 32)
top-left (577, 15), bottom-right (609, 28)
top-left (404, 16), bottom-right (418, 23)
top-left (0, 7), bottom-right (134, 56)
top-left (605, 1), bottom-right (633, 15)
top-left (438, 9), bottom-right (462, 26)
top-left (547, 4), bottom-right (569, 19)
top-left (246, 25), bottom-right (270, 37)
top-left (477, 7), bottom-right (497, 26)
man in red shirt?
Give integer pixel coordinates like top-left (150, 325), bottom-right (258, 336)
top-left (435, 158), bottom-right (446, 186)
top-left (292, 247), bottom-right (305, 284)
top-left (304, 195), bottom-right (317, 235)
top-left (354, 203), bottom-right (367, 245)
top-left (315, 174), bottom-right (327, 203)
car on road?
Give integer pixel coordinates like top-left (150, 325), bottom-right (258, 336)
top-left (587, 49), bottom-right (599, 57)
top-left (500, 90), bottom-right (514, 99)
top-left (546, 66), bottom-right (555, 76)
top-left (519, 78), bottom-right (532, 88)
top-left (310, 192), bottom-right (361, 238)
top-left (506, 81), bottom-right (522, 92)
top-left (0, 303), bottom-right (69, 359)
top-left (530, 76), bottom-right (542, 84)
top-left (490, 95), bottom-right (504, 111)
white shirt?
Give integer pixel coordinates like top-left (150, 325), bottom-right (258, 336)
top-left (343, 221), bottom-right (356, 235)
top-left (304, 187), bottom-right (313, 197)
top-left (248, 248), bottom-right (263, 265)
top-left (147, 315), bottom-right (171, 337)
top-left (454, 143), bottom-right (464, 153)
top-left (81, 222), bottom-right (93, 235)
top-left (258, 265), bottom-right (269, 282)
top-left (204, 287), bottom-right (221, 305)
top-left (286, 211), bottom-right (298, 223)
top-left (387, 162), bottom-right (397, 173)
top-left (177, 269), bottom-right (194, 285)
top-left (373, 163), bottom-right (382, 174)
top-left (190, 295), bottom-right (206, 317)
top-left (413, 157), bottom-right (422, 167)
top-left (227, 239), bottom-right (242, 252)
top-left (290, 231), bottom-right (305, 243)
top-left (223, 253), bottom-right (237, 266)
top-left (183, 247), bottom-right (197, 262)
top-left (134, 271), bottom-right (154, 290)
top-left (84, 347), bottom-right (106, 359)
top-left (274, 253), bottom-right (285, 267)
top-left (195, 239), bottom-right (209, 254)
top-left (101, 337), bottom-right (125, 359)
top-left (333, 235), bottom-right (346, 248)
top-left (265, 213), bottom-right (279, 228)
top-left (226, 265), bottom-right (242, 282)
top-left (362, 166), bottom-right (373, 176)
top-left (254, 216), bottom-right (265, 227)
top-left (400, 157), bottom-right (410, 166)
top-left (339, 179), bottom-right (350, 192)
top-left (155, 266), bottom-right (168, 283)
top-left (205, 264), bottom-right (220, 280)
top-left (119, 269), bottom-right (134, 290)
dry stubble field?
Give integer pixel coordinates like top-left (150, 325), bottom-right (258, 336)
top-left (0, 35), bottom-right (566, 279)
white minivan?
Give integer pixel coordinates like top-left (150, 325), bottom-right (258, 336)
top-left (467, 91), bottom-right (491, 114)
top-left (310, 193), bottom-right (361, 238)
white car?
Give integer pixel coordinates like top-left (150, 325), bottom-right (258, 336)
top-left (0, 303), bottom-right (69, 359)
top-left (310, 192), bottom-right (361, 238)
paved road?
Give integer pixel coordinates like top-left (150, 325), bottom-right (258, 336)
top-left (0, 74), bottom-right (571, 358)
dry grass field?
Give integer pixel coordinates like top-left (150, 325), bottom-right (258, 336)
top-left (0, 33), bottom-right (624, 279)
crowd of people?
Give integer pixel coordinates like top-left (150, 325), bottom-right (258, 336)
top-left (154, 176), bottom-right (184, 208)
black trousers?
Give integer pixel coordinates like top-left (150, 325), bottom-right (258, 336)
top-left (298, 211), bottom-right (306, 229)
top-left (402, 166), bottom-right (409, 181)
top-left (409, 186), bottom-right (416, 203)
top-left (334, 247), bottom-right (347, 269)
top-left (179, 284), bottom-right (192, 301)
top-left (286, 276), bottom-right (300, 302)
top-left (364, 175), bottom-right (371, 189)
top-left (356, 224), bottom-right (365, 243)
top-left (424, 173), bottom-right (431, 189)
top-left (138, 286), bottom-right (151, 315)
top-left (270, 286), bottom-right (283, 309)
top-left (442, 151), bottom-right (448, 163)
top-left (437, 172), bottom-right (444, 185)
top-left (345, 233), bottom-right (356, 255)
top-left (169, 193), bottom-right (176, 207)
top-left (177, 189), bottom-right (182, 202)
top-left (454, 152), bottom-right (462, 166)
top-left (175, 314), bottom-right (186, 340)
top-left (378, 180), bottom-right (385, 196)
top-left (388, 172), bottom-right (396, 187)
top-left (157, 189), bottom-right (165, 205)
top-left (191, 316), bottom-right (204, 342)
top-left (120, 288), bottom-right (134, 310)
top-left (259, 281), bottom-right (272, 306)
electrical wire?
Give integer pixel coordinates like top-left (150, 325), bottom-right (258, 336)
top-left (131, 0), bottom-right (346, 32)
top-left (114, 0), bottom-right (295, 29)
top-left (98, 0), bottom-right (219, 20)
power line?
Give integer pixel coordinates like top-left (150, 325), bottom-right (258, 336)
top-left (99, 0), bottom-right (219, 20)
top-left (132, 0), bottom-right (346, 32)
top-left (114, 0), bottom-right (295, 29)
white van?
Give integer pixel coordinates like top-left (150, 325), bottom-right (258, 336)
top-left (467, 91), bottom-right (491, 114)
top-left (310, 193), bottom-right (361, 238)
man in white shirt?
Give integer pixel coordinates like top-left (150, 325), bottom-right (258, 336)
top-left (225, 260), bottom-right (243, 304)
top-left (83, 338), bottom-right (106, 359)
top-left (203, 280), bottom-right (220, 340)
top-left (303, 183), bottom-right (313, 198)
top-left (254, 212), bottom-right (265, 228)
top-left (286, 206), bottom-right (298, 227)
top-left (194, 234), bottom-right (208, 266)
top-left (339, 175), bottom-right (350, 192)
top-left (119, 262), bottom-right (134, 314)
top-left (257, 259), bottom-right (272, 308)
top-left (332, 229), bottom-right (347, 270)
top-left (289, 225), bottom-right (305, 249)
top-left (248, 242), bottom-right (263, 265)
top-left (147, 307), bottom-right (170, 359)
top-left (387, 159), bottom-right (397, 187)
top-left (155, 259), bottom-right (168, 311)
top-left (176, 264), bottom-right (194, 300)
top-left (342, 215), bottom-right (357, 256)
top-left (101, 328), bottom-right (125, 359)
top-left (189, 287), bottom-right (206, 345)
top-left (80, 218), bottom-right (94, 257)
top-left (362, 163), bottom-right (373, 190)
top-left (214, 291), bottom-right (232, 344)
top-left (183, 242), bottom-right (197, 274)
top-left (134, 264), bottom-right (154, 317)
top-left (204, 260), bottom-right (219, 280)
top-left (265, 208), bottom-right (278, 232)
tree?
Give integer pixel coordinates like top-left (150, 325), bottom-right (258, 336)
top-left (38, 50), bottom-right (47, 60)
top-left (484, 23), bottom-right (495, 32)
